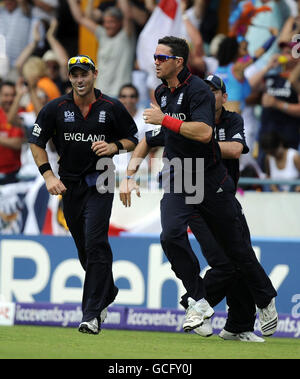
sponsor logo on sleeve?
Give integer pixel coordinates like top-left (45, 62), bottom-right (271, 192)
top-left (152, 126), bottom-right (162, 137)
top-left (32, 124), bottom-right (42, 137)
top-left (232, 133), bottom-right (243, 140)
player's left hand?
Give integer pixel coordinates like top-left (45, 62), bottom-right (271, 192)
top-left (119, 178), bottom-right (140, 207)
top-left (143, 103), bottom-right (165, 125)
top-left (92, 141), bottom-right (118, 156)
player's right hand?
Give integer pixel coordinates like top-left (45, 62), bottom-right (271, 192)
top-left (44, 174), bottom-right (67, 196)
top-left (119, 178), bottom-right (140, 207)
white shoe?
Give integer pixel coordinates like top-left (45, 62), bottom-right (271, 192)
top-left (78, 318), bottom-right (99, 335)
top-left (219, 329), bottom-right (265, 342)
top-left (183, 297), bottom-right (214, 333)
top-left (258, 298), bottom-right (278, 336)
top-left (100, 307), bottom-right (108, 323)
top-left (194, 319), bottom-right (213, 337)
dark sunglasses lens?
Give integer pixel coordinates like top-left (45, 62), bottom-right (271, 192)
top-left (154, 55), bottom-right (168, 62)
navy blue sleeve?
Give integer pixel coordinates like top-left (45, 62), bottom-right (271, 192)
top-left (145, 127), bottom-right (165, 147)
top-left (28, 100), bottom-right (57, 149)
top-left (154, 84), bottom-right (164, 106)
top-left (225, 113), bottom-right (249, 154)
top-left (188, 83), bottom-right (215, 127)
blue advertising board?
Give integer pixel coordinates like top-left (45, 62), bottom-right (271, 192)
top-left (0, 234), bottom-right (299, 317)
top-left (13, 303), bottom-right (300, 338)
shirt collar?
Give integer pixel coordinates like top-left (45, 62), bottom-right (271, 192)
top-left (216, 107), bottom-right (230, 125)
top-left (161, 66), bottom-right (191, 87)
top-left (220, 107), bottom-right (230, 120)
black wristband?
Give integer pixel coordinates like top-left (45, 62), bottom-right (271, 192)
top-left (39, 163), bottom-right (52, 176)
top-left (113, 141), bottom-right (124, 153)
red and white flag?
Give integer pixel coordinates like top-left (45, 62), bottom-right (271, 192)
top-left (136, 0), bottom-right (184, 90)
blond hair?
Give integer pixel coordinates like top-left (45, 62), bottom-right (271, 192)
top-left (22, 56), bottom-right (47, 81)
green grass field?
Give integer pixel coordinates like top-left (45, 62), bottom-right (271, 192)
top-left (0, 326), bottom-right (299, 360)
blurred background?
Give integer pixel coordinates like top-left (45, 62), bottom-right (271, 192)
top-left (0, 1), bottom-right (300, 330)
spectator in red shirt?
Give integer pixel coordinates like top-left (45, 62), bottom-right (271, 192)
top-left (0, 81), bottom-right (16, 115)
top-left (0, 82), bottom-right (24, 184)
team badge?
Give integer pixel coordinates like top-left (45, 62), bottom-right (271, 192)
top-left (218, 128), bottom-right (226, 141)
top-left (32, 124), bottom-right (42, 137)
top-left (99, 111), bottom-right (106, 123)
top-left (161, 96), bottom-right (167, 108)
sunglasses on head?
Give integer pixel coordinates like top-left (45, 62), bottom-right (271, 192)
top-left (153, 54), bottom-right (182, 62)
top-left (68, 56), bottom-right (95, 70)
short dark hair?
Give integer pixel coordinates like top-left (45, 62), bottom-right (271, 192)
top-left (217, 37), bottom-right (239, 66)
top-left (0, 81), bottom-right (15, 91)
top-left (158, 36), bottom-right (189, 66)
top-left (118, 83), bottom-right (139, 98)
top-left (260, 131), bottom-right (288, 151)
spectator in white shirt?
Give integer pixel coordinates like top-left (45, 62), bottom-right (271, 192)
top-left (0, 0), bottom-right (40, 75)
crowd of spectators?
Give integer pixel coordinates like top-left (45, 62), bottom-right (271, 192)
top-left (0, 0), bottom-right (300, 192)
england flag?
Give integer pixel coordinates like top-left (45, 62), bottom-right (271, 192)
top-left (136, 0), bottom-right (185, 91)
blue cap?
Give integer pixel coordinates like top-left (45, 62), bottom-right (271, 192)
top-left (204, 75), bottom-right (226, 94)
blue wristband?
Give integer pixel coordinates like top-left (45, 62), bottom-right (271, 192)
top-left (262, 35), bottom-right (276, 52)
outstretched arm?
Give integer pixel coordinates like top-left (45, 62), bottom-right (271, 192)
top-left (32, 0), bottom-right (57, 13)
top-left (15, 21), bottom-right (41, 73)
top-left (67, 0), bottom-right (98, 34)
top-left (46, 18), bottom-right (69, 82)
top-left (116, 0), bottom-right (135, 37)
top-left (119, 137), bottom-right (151, 207)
